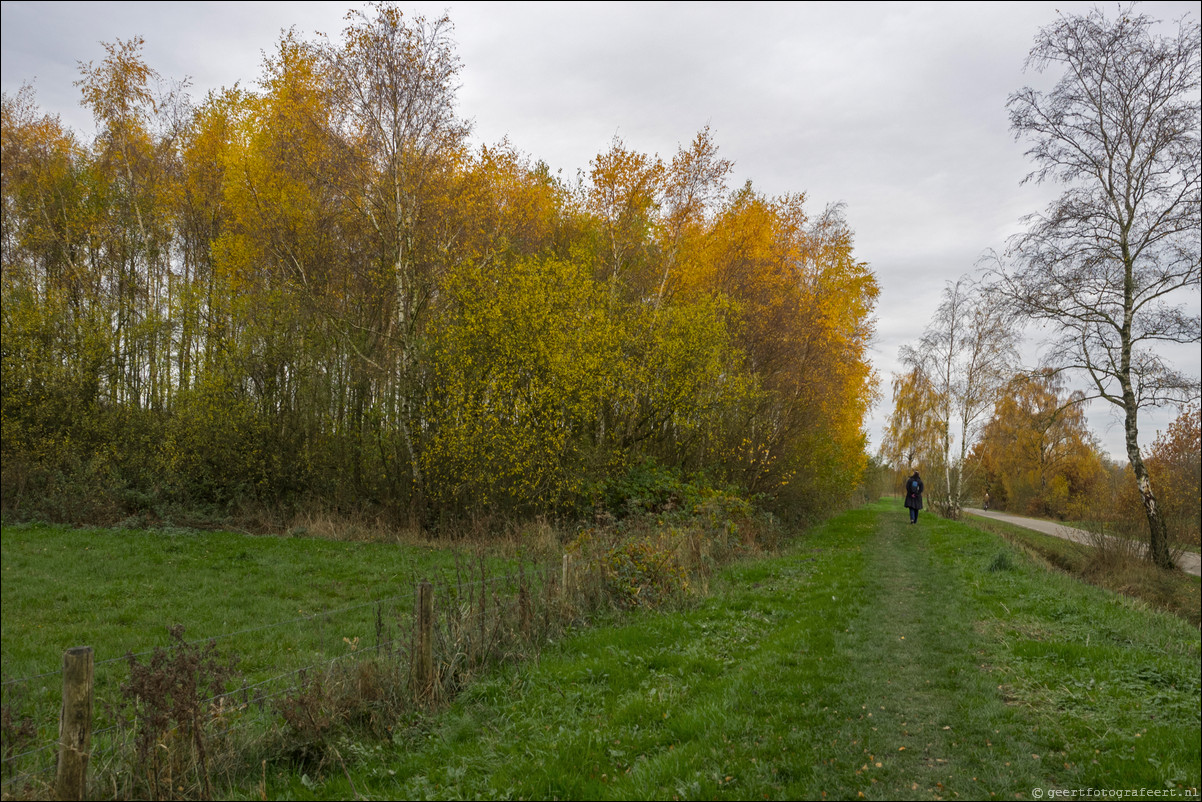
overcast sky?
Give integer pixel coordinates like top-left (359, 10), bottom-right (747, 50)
top-left (2, 0), bottom-right (1199, 461)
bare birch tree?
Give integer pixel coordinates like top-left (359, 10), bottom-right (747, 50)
top-left (999, 5), bottom-right (1201, 568)
top-left (323, 2), bottom-right (471, 510)
top-left (885, 278), bottom-right (1017, 518)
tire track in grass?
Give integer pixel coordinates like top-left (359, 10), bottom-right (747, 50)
top-left (804, 505), bottom-right (1053, 799)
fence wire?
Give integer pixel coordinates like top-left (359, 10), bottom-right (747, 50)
top-left (2, 566), bottom-right (539, 687)
top-left (2, 554), bottom-right (561, 796)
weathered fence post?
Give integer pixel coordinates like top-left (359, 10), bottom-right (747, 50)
top-left (55, 646), bottom-right (93, 802)
top-left (518, 568), bottom-right (531, 639)
top-left (415, 581), bottom-right (434, 703)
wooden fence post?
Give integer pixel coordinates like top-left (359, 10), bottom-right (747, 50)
top-left (518, 569), bottom-right (531, 639)
top-left (562, 553), bottom-right (571, 595)
top-left (415, 581), bottom-right (434, 703)
top-left (55, 646), bottom-right (93, 802)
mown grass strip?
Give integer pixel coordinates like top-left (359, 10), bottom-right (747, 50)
top-left (273, 501), bottom-right (1200, 800)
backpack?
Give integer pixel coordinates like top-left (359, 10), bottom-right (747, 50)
top-left (908, 478), bottom-right (919, 495)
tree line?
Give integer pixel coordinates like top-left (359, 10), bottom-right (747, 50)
top-left (1, 5), bottom-right (879, 529)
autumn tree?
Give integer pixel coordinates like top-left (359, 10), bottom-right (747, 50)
top-left (586, 135), bottom-right (664, 303)
top-left (656, 126), bottom-right (732, 308)
top-left (1143, 408), bottom-right (1202, 547)
top-left (688, 187), bottom-right (878, 514)
top-left (1, 5), bottom-right (881, 530)
top-left (423, 255), bottom-right (620, 515)
top-left (324, 5), bottom-right (472, 513)
top-left (76, 36), bottom-right (188, 413)
top-left (880, 366), bottom-right (941, 488)
top-left (4, 37), bottom-right (192, 510)
top-left (0, 86), bottom-right (104, 508)
top-left (970, 369), bottom-right (1106, 517)
top-left (999, 5), bottom-right (1201, 568)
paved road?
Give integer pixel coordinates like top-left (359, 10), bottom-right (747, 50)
top-left (964, 508), bottom-right (1201, 578)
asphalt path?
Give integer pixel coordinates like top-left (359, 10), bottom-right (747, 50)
top-left (964, 508), bottom-right (1201, 578)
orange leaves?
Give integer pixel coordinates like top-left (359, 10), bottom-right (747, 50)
top-left (971, 369), bottom-right (1105, 517)
top-left (588, 137), bottom-right (664, 230)
top-left (75, 36), bottom-right (157, 133)
top-left (1143, 409), bottom-right (1200, 546)
top-left (587, 136), bottom-right (666, 297)
top-left (689, 185), bottom-right (878, 507)
top-left (454, 144), bottom-right (564, 262)
top-left (664, 126), bottom-right (733, 238)
top-left (2, 6), bottom-right (881, 525)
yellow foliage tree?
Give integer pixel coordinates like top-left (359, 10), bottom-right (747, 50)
top-left (2, 4), bottom-right (882, 529)
top-left (970, 370), bottom-right (1106, 518)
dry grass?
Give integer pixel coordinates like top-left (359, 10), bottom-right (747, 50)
top-left (282, 509), bottom-right (572, 562)
top-left (284, 509), bottom-right (424, 545)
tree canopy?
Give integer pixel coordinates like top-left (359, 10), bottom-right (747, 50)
top-left (1, 4), bottom-right (879, 530)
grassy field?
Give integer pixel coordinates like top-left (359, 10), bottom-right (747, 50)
top-left (0, 521), bottom-right (532, 796)
top-left (264, 500), bottom-right (1200, 800)
top-left (0, 523), bottom-right (485, 679)
top-left (964, 513), bottom-right (1202, 626)
top-left (3, 502), bottom-right (1199, 800)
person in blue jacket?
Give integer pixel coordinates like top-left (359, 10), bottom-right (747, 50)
top-left (904, 471), bottom-right (924, 524)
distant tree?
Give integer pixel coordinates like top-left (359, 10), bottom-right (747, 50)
top-left (1144, 408), bottom-right (1202, 547)
top-left (880, 366), bottom-right (941, 484)
top-left (971, 369), bottom-right (1106, 518)
top-left (998, 5), bottom-right (1201, 568)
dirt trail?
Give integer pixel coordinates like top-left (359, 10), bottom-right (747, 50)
top-left (964, 508), bottom-right (1201, 577)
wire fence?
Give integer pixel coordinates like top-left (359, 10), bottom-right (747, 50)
top-left (0, 553), bottom-right (567, 799)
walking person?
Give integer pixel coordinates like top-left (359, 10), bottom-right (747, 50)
top-left (904, 471), bottom-right (924, 524)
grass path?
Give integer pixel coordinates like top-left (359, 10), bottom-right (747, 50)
top-left (269, 502), bottom-right (1200, 800)
top-left (816, 507), bottom-right (1048, 797)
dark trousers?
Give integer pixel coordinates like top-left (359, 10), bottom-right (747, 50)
top-left (909, 507), bottom-right (918, 524)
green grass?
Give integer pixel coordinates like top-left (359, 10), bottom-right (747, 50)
top-left (1, 520), bottom-right (524, 794)
top-left (0, 522), bottom-right (476, 681)
top-left (262, 501), bottom-right (1200, 800)
top-left (964, 513), bottom-right (1202, 626)
top-left (4, 504), bottom-right (1199, 800)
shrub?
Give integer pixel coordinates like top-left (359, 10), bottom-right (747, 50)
top-left (602, 537), bottom-right (689, 608)
top-left (116, 626), bottom-right (242, 800)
